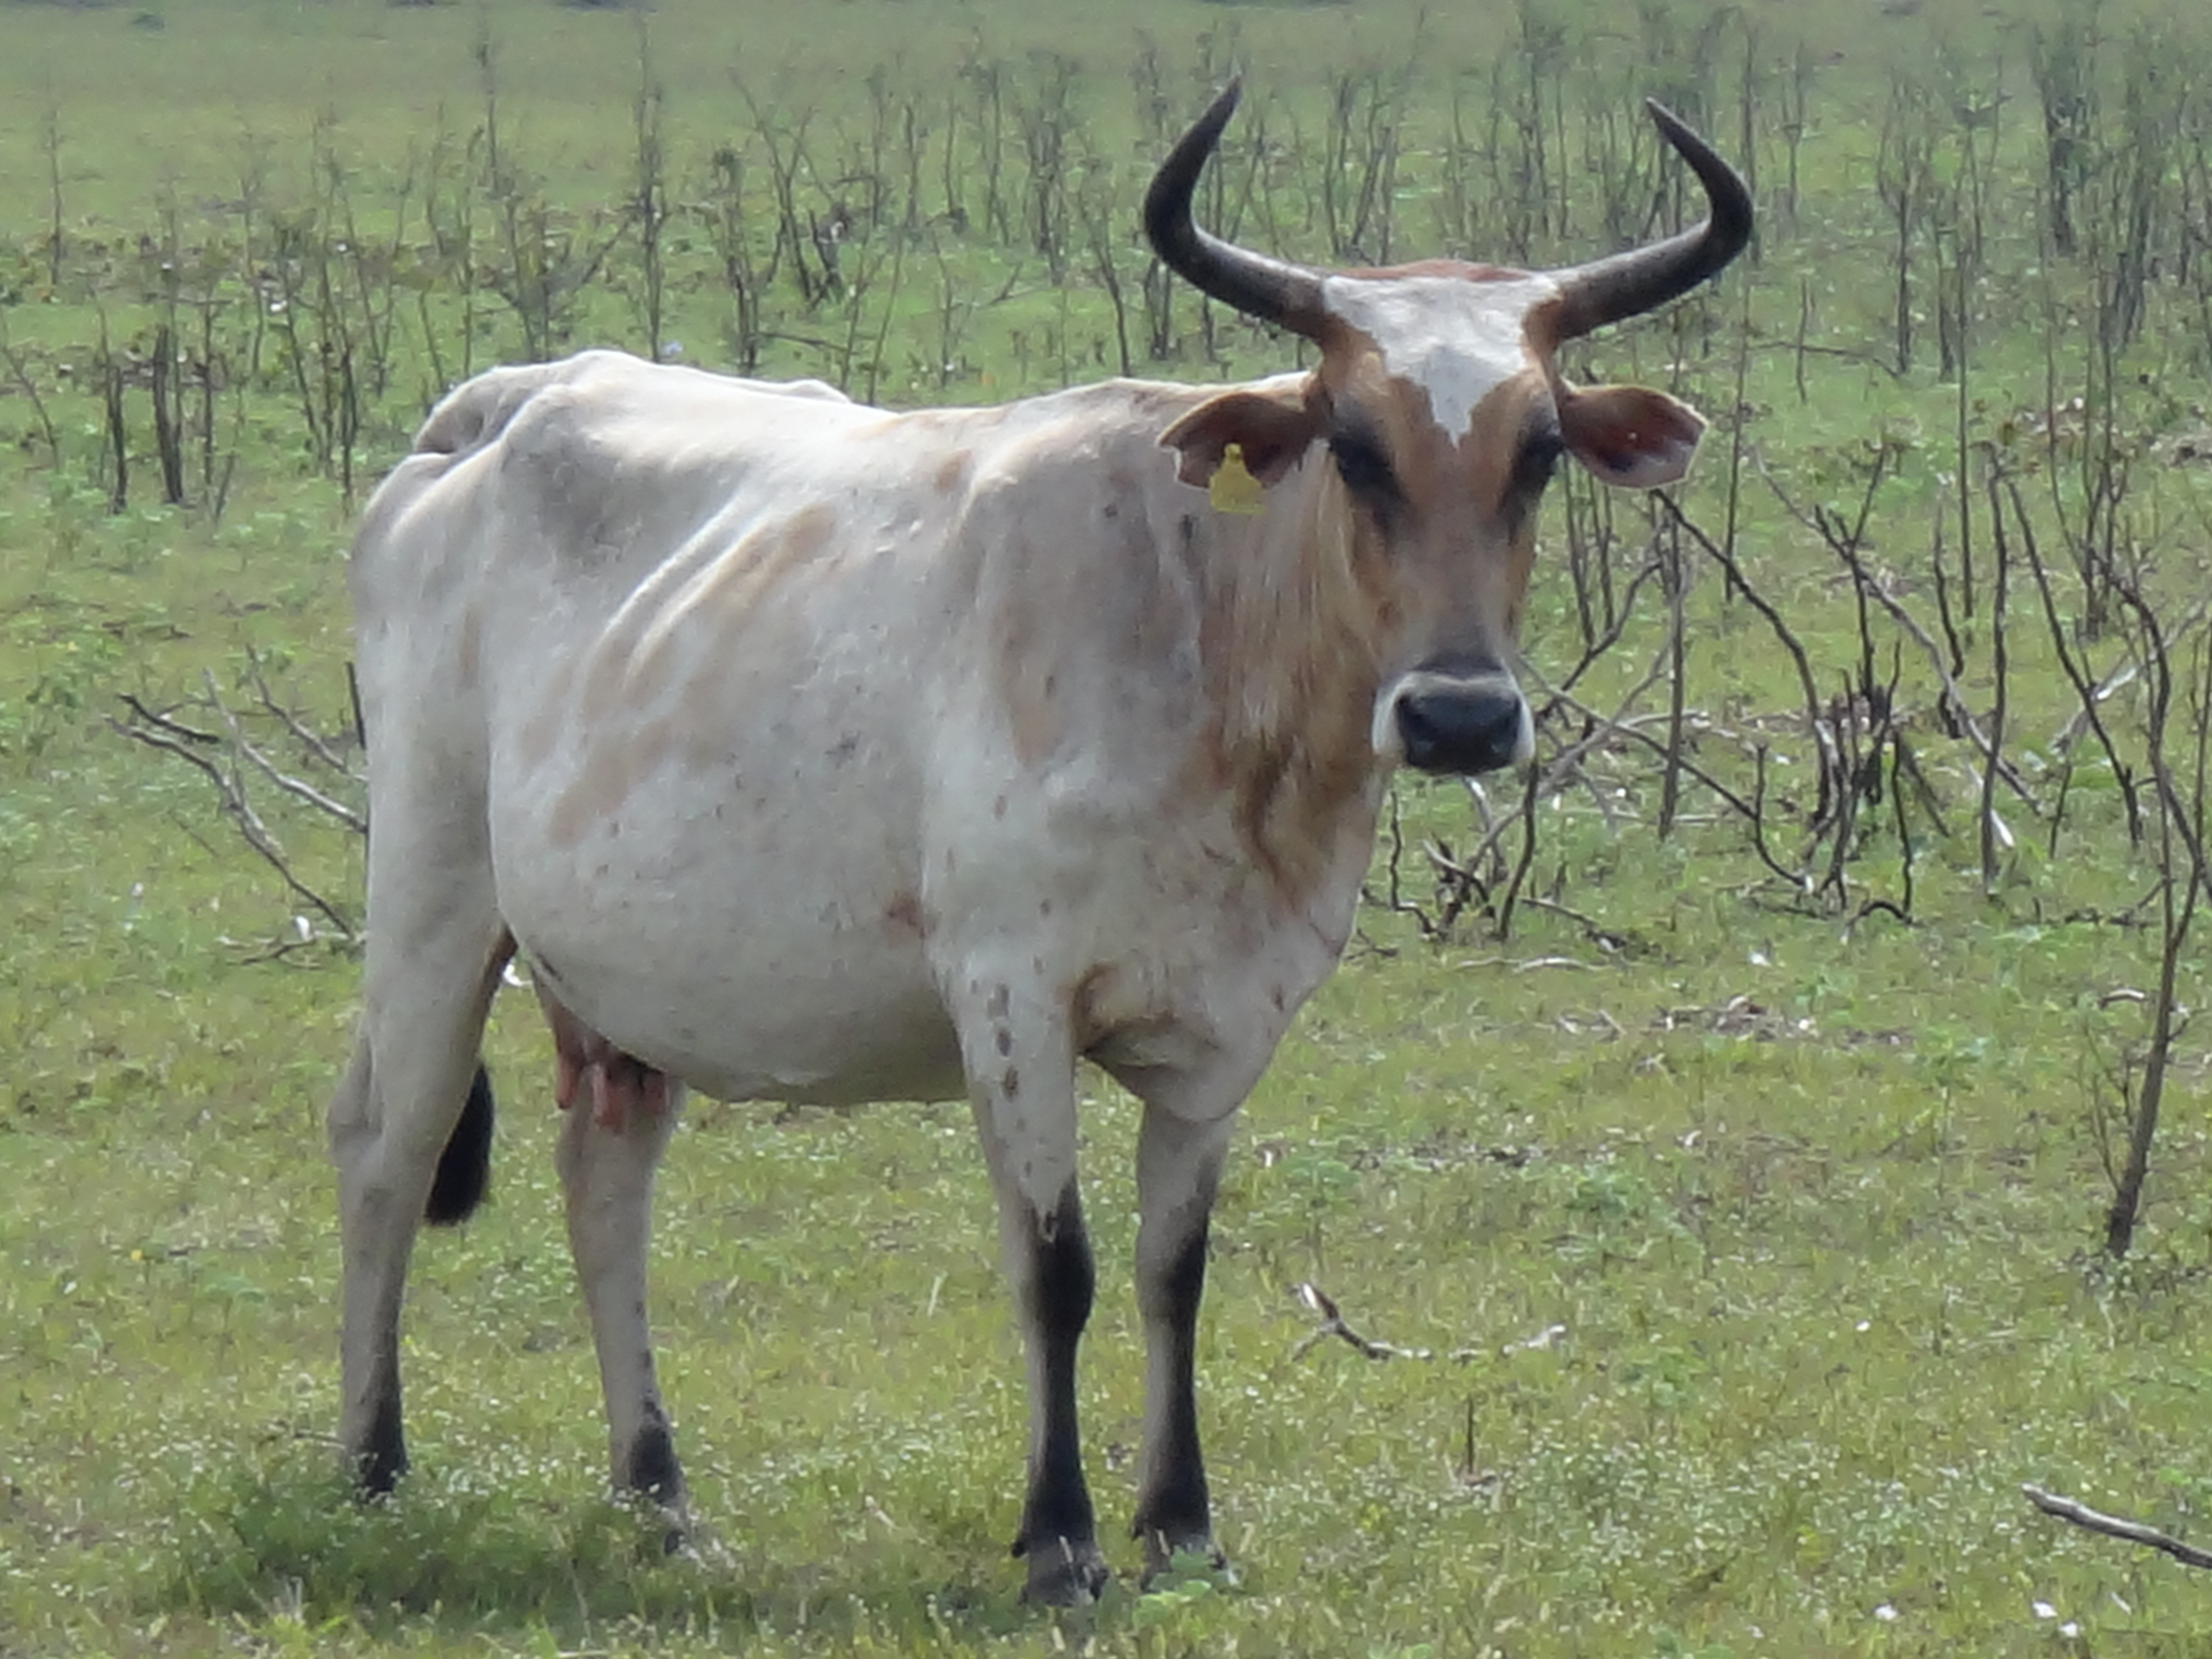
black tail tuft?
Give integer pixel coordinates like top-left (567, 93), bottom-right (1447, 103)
top-left (425, 1063), bottom-right (494, 1225)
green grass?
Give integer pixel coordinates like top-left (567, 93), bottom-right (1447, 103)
top-left (5, 0), bottom-right (2212, 1652)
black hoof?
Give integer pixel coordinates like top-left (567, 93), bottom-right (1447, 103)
top-left (353, 1398), bottom-right (408, 1497)
top-left (1020, 1537), bottom-right (1110, 1607)
top-left (1138, 1532), bottom-right (1233, 1592)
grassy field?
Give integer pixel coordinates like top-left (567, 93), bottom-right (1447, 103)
top-left (4, 0), bottom-right (2212, 1653)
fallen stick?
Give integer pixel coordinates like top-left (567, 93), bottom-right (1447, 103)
top-left (1289, 1282), bottom-right (1431, 1361)
top-left (2021, 1483), bottom-right (2212, 1570)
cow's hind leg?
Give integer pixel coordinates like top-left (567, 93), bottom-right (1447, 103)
top-left (958, 986), bottom-right (1105, 1605)
top-left (329, 917), bottom-right (508, 1493)
top-left (556, 1065), bottom-right (688, 1538)
top-left (1130, 1101), bottom-right (1238, 1585)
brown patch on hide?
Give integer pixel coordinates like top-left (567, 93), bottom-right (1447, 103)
top-left (1070, 962), bottom-right (1137, 1056)
top-left (782, 501), bottom-right (839, 561)
top-left (698, 502), bottom-right (840, 627)
top-left (990, 539), bottom-right (1067, 766)
top-left (581, 637), bottom-right (624, 716)
top-left (630, 716), bottom-right (675, 781)
top-left (1007, 673), bottom-right (1062, 767)
top-left (516, 657), bottom-right (577, 773)
top-left (933, 450), bottom-right (974, 496)
top-left (454, 610), bottom-right (483, 692)
top-left (548, 747), bottom-right (622, 849)
top-left (1180, 473), bottom-right (1387, 910)
top-left (547, 713), bottom-right (671, 850)
top-left (621, 632), bottom-right (681, 709)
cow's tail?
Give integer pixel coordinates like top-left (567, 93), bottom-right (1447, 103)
top-left (425, 1062), bottom-right (495, 1226)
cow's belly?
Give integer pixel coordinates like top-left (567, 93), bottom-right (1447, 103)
top-left (526, 936), bottom-right (967, 1106)
top-left (510, 902), bottom-right (967, 1106)
top-left (489, 786), bottom-right (968, 1108)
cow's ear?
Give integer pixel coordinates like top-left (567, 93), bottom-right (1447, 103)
top-left (1159, 385), bottom-right (1322, 489)
top-left (1558, 383), bottom-right (1707, 490)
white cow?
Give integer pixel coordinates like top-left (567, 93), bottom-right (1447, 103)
top-left (330, 82), bottom-right (1750, 1603)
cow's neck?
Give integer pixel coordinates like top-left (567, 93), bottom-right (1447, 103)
top-left (1193, 452), bottom-right (1389, 911)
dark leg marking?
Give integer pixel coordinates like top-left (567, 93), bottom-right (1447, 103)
top-left (625, 1406), bottom-right (684, 1505)
top-left (358, 1363), bottom-right (408, 1497)
top-left (1014, 1183), bottom-right (1106, 1602)
top-left (1015, 1183), bottom-right (1095, 1553)
top-left (1133, 1223), bottom-right (1212, 1549)
top-left (624, 1403), bottom-right (688, 1556)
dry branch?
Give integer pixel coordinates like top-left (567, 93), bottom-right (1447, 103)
top-left (1289, 1282), bottom-right (1432, 1361)
top-left (203, 670), bottom-right (369, 837)
top-left (109, 671), bottom-right (366, 948)
top-left (1756, 447), bottom-right (2037, 812)
top-left (2021, 1483), bottom-right (2212, 1570)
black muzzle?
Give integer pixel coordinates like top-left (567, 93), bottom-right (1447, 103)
top-left (1393, 677), bottom-right (1528, 775)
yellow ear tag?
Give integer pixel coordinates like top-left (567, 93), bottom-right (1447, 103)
top-left (1209, 443), bottom-right (1266, 515)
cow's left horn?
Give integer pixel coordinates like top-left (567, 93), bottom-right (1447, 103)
top-left (1548, 101), bottom-right (1753, 341)
top-left (1144, 79), bottom-right (1326, 337)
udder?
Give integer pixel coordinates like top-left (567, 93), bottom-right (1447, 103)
top-left (534, 980), bottom-right (670, 1132)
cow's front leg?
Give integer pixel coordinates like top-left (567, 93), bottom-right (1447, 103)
top-left (1130, 1102), bottom-right (1238, 1584)
top-left (555, 1068), bottom-right (688, 1542)
top-left (960, 988), bottom-right (1105, 1605)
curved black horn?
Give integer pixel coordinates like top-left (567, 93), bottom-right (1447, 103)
top-left (1549, 101), bottom-right (1753, 341)
top-left (1143, 80), bottom-right (1326, 337)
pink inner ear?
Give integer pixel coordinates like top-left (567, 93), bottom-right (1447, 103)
top-left (1559, 384), bottom-right (1707, 490)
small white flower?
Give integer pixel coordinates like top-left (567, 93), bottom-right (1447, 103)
top-left (2033, 1601), bottom-right (2057, 1620)
top-left (1874, 1603), bottom-right (1898, 1622)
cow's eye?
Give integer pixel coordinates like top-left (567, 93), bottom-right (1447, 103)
top-left (1329, 433), bottom-right (1397, 500)
top-left (1514, 429), bottom-right (1565, 495)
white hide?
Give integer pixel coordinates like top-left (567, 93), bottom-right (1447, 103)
top-left (348, 352), bottom-right (1382, 1218)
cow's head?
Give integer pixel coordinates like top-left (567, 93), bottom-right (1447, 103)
top-left (1146, 82), bottom-right (1751, 777)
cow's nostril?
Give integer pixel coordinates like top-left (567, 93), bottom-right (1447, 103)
top-left (1395, 687), bottom-right (1525, 775)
